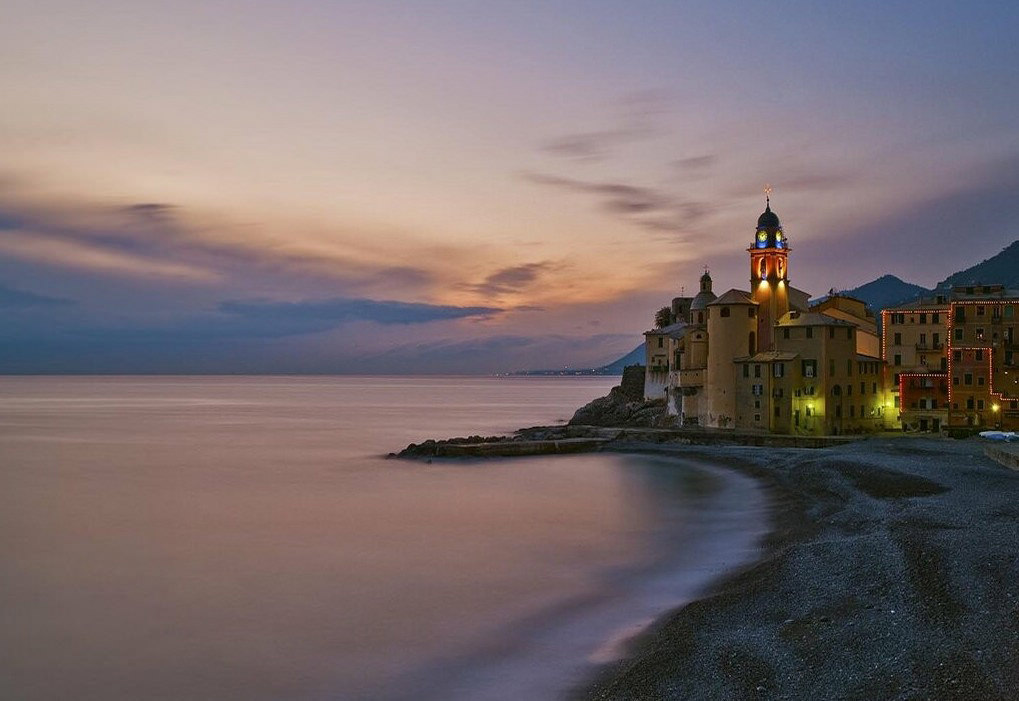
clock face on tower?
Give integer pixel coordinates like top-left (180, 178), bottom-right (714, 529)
top-left (756, 230), bottom-right (767, 248)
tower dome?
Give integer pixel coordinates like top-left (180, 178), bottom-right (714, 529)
top-left (752, 197), bottom-right (786, 249)
top-left (690, 269), bottom-right (716, 312)
top-left (757, 202), bottom-right (780, 229)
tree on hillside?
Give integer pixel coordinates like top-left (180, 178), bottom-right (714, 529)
top-left (654, 306), bottom-right (673, 329)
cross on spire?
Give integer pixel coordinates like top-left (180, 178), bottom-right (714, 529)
top-left (764, 183), bottom-right (773, 207)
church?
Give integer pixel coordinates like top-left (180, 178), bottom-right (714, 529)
top-left (644, 199), bottom-right (888, 435)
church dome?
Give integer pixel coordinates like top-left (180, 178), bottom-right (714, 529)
top-left (690, 290), bottom-right (716, 311)
top-left (757, 202), bottom-right (780, 228)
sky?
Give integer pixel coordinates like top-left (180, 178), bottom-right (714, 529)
top-left (1, 0), bottom-right (1018, 373)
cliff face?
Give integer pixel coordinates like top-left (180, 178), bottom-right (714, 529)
top-left (569, 365), bottom-right (666, 427)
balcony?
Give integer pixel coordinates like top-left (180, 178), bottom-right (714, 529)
top-left (915, 342), bottom-right (943, 351)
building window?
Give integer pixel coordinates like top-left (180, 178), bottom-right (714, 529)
top-left (720, 306), bottom-right (730, 318)
top-left (977, 328), bottom-right (985, 340)
top-left (802, 359), bottom-right (816, 378)
top-left (806, 407), bottom-right (813, 416)
top-left (894, 354), bottom-right (901, 366)
top-left (743, 364), bottom-right (749, 378)
top-left (754, 364), bottom-right (761, 378)
top-left (964, 373), bottom-right (973, 385)
top-left (806, 327), bottom-right (813, 339)
top-left (850, 405), bottom-right (855, 418)
top-left (978, 376), bottom-right (984, 386)
top-left (848, 328), bottom-right (854, 340)
top-left (954, 350), bottom-right (962, 362)
top-left (861, 382), bottom-right (866, 394)
top-left (955, 307), bottom-right (965, 322)
top-left (872, 382), bottom-right (877, 394)
top-left (953, 376), bottom-right (960, 385)
top-left (977, 305), bottom-right (985, 316)
top-left (847, 385), bottom-right (853, 396)
top-left (754, 414), bottom-right (761, 422)
top-left (748, 332), bottom-right (756, 356)
top-left (847, 359), bottom-right (853, 376)
top-left (894, 332), bottom-right (902, 345)
top-left (954, 328), bottom-right (963, 341)
top-left (830, 359), bottom-right (836, 376)
top-left (978, 399), bottom-right (985, 410)
top-left (783, 328), bottom-right (790, 339)
top-left (749, 307), bottom-right (756, 318)
top-left (658, 337), bottom-right (663, 348)
top-left (894, 396), bottom-right (900, 407)
top-left (932, 313), bottom-right (940, 323)
top-left (920, 314), bottom-right (927, 324)
top-left (774, 406), bottom-right (781, 417)
top-left (829, 327), bottom-right (835, 339)
top-left (967, 397), bottom-right (974, 409)
top-left (975, 349), bottom-right (983, 361)
top-left (774, 363), bottom-right (785, 378)
top-left (698, 312), bottom-right (704, 324)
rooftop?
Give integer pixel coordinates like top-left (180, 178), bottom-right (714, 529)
top-left (778, 311), bottom-right (856, 327)
top-left (709, 288), bottom-right (756, 306)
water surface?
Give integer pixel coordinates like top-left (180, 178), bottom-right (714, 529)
top-left (0, 376), bottom-right (767, 700)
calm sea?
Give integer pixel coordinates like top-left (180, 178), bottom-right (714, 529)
top-left (0, 376), bottom-right (767, 700)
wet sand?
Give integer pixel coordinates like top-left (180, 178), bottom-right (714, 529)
top-left (578, 437), bottom-right (1019, 700)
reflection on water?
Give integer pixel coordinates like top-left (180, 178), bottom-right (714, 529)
top-left (0, 377), bottom-right (766, 700)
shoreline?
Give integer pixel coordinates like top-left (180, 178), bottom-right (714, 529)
top-left (398, 434), bottom-right (1019, 699)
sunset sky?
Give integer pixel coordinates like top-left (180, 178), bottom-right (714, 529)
top-left (2, 1), bottom-right (1018, 373)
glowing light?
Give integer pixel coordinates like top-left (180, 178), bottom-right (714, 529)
top-left (992, 403), bottom-right (1000, 412)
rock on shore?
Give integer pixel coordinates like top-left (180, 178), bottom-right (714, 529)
top-left (569, 365), bottom-right (667, 427)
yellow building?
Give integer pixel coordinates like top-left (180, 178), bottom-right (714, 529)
top-left (650, 199), bottom-right (887, 434)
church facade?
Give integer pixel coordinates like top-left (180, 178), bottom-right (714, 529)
top-left (644, 200), bottom-right (889, 435)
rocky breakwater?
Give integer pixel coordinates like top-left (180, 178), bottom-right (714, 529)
top-left (394, 426), bottom-right (615, 459)
top-left (569, 365), bottom-right (667, 427)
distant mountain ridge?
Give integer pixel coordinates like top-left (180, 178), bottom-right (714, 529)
top-left (935, 240), bottom-right (1019, 290)
top-left (505, 343), bottom-right (644, 376)
top-left (840, 240), bottom-right (1019, 313)
top-left (839, 274), bottom-right (929, 311)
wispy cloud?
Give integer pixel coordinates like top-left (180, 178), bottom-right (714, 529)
top-left (0, 229), bottom-right (220, 281)
top-left (0, 281), bottom-right (74, 308)
top-left (539, 90), bottom-right (670, 161)
top-left (673, 155), bottom-right (718, 172)
top-left (522, 172), bottom-right (713, 236)
top-left (459, 261), bottom-right (556, 297)
top-left (219, 296), bottom-right (501, 327)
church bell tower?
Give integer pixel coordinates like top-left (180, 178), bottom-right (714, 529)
top-left (748, 195), bottom-right (790, 352)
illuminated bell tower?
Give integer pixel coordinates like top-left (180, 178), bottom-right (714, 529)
top-left (748, 193), bottom-right (790, 352)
